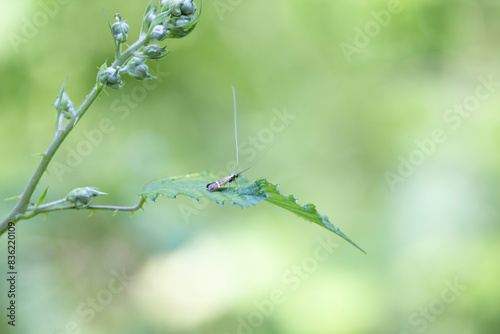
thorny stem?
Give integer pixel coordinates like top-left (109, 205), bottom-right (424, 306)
top-left (0, 36), bottom-right (150, 236)
top-left (20, 197), bottom-right (146, 220)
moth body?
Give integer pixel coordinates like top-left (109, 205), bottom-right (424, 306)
top-left (206, 173), bottom-right (239, 192)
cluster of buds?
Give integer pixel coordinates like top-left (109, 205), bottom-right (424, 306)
top-left (111, 14), bottom-right (129, 43)
top-left (143, 0), bottom-right (200, 40)
top-left (66, 187), bottom-right (107, 209)
top-left (97, 0), bottom-right (199, 88)
top-left (159, 0), bottom-right (199, 39)
top-left (141, 0), bottom-right (200, 42)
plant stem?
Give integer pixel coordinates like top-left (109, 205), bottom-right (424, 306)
top-left (0, 36), bottom-right (149, 236)
top-left (0, 84), bottom-right (102, 233)
top-left (20, 197), bottom-right (146, 220)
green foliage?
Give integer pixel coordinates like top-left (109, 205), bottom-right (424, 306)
top-left (34, 187), bottom-right (48, 211)
top-left (142, 171), bottom-right (267, 207)
top-left (141, 172), bottom-right (365, 253)
top-left (257, 178), bottom-right (365, 253)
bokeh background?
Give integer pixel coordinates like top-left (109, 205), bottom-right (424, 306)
top-left (1, 0), bottom-right (499, 333)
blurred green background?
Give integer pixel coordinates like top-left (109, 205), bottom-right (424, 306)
top-left (1, 0), bottom-right (500, 333)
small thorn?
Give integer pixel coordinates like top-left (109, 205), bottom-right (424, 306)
top-left (5, 195), bottom-right (22, 201)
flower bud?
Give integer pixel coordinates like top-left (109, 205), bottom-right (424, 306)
top-left (143, 44), bottom-right (171, 60)
top-left (165, 20), bottom-right (198, 38)
top-left (180, 1), bottom-right (196, 15)
top-left (160, 0), bottom-right (169, 12)
top-left (175, 17), bottom-right (189, 27)
top-left (111, 13), bottom-right (129, 42)
top-left (131, 64), bottom-right (155, 80)
top-left (67, 187), bottom-right (107, 209)
top-left (151, 24), bottom-right (168, 41)
top-left (130, 57), bottom-right (147, 66)
top-left (97, 66), bottom-right (122, 89)
top-left (54, 92), bottom-right (75, 118)
top-left (134, 64), bottom-right (155, 80)
top-left (161, 0), bottom-right (181, 11)
top-left (171, 7), bottom-right (182, 17)
top-left (119, 57), bottom-right (155, 80)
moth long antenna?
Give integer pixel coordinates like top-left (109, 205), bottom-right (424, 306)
top-left (238, 166), bottom-right (252, 175)
top-left (232, 85), bottom-right (238, 173)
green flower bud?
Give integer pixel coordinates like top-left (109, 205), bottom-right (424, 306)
top-left (122, 62), bottom-right (155, 80)
top-left (143, 44), bottom-right (171, 60)
top-left (165, 20), bottom-right (198, 38)
top-left (175, 17), bottom-right (189, 27)
top-left (130, 57), bottom-right (147, 67)
top-left (111, 13), bottom-right (129, 42)
top-left (151, 24), bottom-right (168, 41)
top-left (54, 92), bottom-right (75, 118)
top-left (161, 0), bottom-right (181, 11)
top-left (132, 64), bottom-right (155, 80)
top-left (67, 187), bottom-right (107, 209)
top-left (171, 7), bottom-right (182, 17)
top-left (120, 57), bottom-right (155, 80)
top-left (160, 0), bottom-right (169, 12)
top-left (181, 1), bottom-right (196, 15)
top-left (97, 66), bottom-right (122, 89)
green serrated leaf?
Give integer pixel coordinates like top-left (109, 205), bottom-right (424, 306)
top-left (141, 171), bottom-right (267, 208)
top-left (141, 171), bottom-right (364, 253)
top-left (257, 178), bottom-right (365, 253)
